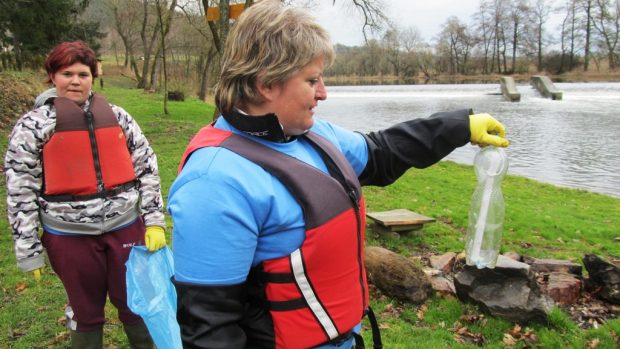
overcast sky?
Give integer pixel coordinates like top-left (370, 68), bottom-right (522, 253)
top-left (309, 0), bottom-right (563, 47)
top-left (310, 0), bottom-right (482, 46)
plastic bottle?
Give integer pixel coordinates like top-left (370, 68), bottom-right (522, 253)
top-left (465, 146), bottom-right (509, 269)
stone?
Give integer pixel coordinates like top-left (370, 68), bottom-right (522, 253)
top-left (502, 251), bottom-right (522, 262)
top-left (429, 275), bottom-right (456, 296)
top-left (523, 257), bottom-right (582, 276)
top-left (429, 252), bottom-right (457, 274)
top-left (583, 254), bottom-right (620, 305)
top-left (545, 272), bottom-right (582, 305)
top-left (365, 246), bottom-right (432, 304)
top-left (454, 255), bottom-right (553, 323)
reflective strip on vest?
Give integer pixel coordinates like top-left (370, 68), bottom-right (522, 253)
top-left (290, 249), bottom-right (339, 339)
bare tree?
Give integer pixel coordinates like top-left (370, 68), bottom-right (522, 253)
top-left (137, 0), bottom-right (162, 89)
top-left (177, 0), bottom-right (217, 100)
top-left (147, 0), bottom-right (178, 91)
top-left (399, 26), bottom-right (423, 77)
top-left (439, 16), bottom-right (472, 74)
top-left (104, 0), bottom-right (143, 79)
top-left (473, 0), bottom-right (496, 74)
top-left (558, 0), bottom-right (582, 73)
top-left (348, 0), bottom-right (389, 42)
top-left (154, 0), bottom-right (178, 114)
top-left (382, 28), bottom-right (401, 76)
top-left (580, 0), bottom-right (595, 70)
top-left (591, 0), bottom-right (619, 69)
top-left (507, 0), bottom-right (530, 73)
top-left (529, 0), bottom-right (555, 71)
top-left (416, 42), bottom-right (436, 80)
top-left (297, 0), bottom-right (388, 42)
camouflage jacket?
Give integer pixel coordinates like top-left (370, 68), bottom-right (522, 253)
top-left (5, 95), bottom-right (165, 272)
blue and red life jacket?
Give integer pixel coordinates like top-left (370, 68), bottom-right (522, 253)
top-left (179, 125), bottom-right (369, 348)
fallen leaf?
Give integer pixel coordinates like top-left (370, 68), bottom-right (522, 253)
top-left (586, 338), bottom-right (600, 349)
top-left (509, 324), bottom-right (522, 336)
top-left (53, 331), bottom-right (70, 343)
top-left (416, 304), bottom-right (428, 320)
top-left (8, 327), bottom-right (25, 339)
top-left (503, 333), bottom-right (517, 346)
top-left (15, 282), bottom-right (27, 293)
top-left (460, 314), bottom-right (485, 323)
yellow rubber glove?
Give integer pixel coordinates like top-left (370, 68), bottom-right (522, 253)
top-left (32, 268), bottom-right (42, 282)
top-left (145, 226), bottom-right (166, 252)
top-left (469, 113), bottom-right (510, 147)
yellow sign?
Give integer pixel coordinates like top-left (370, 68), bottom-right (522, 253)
top-left (206, 3), bottom-right (245, 21)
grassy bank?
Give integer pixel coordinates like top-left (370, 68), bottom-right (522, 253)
top-left (1, 76), bottom-right (618, 348)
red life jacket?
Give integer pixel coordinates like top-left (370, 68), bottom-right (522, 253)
top-left (42, 94), bottom-right (136, 201)
top-left (179, 126), bottom-right (369, 348)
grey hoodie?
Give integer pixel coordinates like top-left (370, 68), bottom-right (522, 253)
top-left (33, 87), bottom-right (57, 108)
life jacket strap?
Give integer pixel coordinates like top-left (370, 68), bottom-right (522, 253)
top-left (250, 270), bottom-right (296, 283)
top-left (364, 306), bottom-right (383, 349)
top-left (265, 297), bottom-right (307, 311)
top-left (41, 180), bottom-right (137, 202)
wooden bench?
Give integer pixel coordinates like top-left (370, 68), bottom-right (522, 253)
top-left (366, 209), bottom-right (435, 236)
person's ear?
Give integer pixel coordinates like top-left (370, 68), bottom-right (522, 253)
top-left (256, 77), bottom-right (276, 102)
top-left (49, 73), bottom-right (56, 86)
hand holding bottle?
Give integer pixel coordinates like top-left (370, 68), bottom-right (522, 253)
top-left (469, 113), bottom-right (509, 148)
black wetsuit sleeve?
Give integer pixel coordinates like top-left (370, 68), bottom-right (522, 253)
top-left (358, 109), bottom-right (472, 187)
top-left (173, 280), bottom-right (247, 349)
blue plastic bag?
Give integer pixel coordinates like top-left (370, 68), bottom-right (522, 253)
top-left (126, 245), bottom-right (182, 349)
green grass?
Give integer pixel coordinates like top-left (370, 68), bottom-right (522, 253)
top-left (1, 74), bottom-right (618, 348)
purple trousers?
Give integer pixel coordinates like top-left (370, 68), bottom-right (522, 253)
top-left (42, 218), bottom-right (146, 331)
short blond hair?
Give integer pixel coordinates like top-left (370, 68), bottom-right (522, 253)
top-left (215, 0), bottom-right (334, 114)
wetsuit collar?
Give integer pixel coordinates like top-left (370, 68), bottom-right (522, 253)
top-left (221, 108), bottom-right (290, 143)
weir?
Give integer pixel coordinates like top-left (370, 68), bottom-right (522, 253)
top-left (531, 75), bottom-right (563, 100)
top-left (499, 76), bottom-right (521, 102)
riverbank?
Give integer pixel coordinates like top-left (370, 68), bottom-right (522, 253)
top-left (0, 74), bottom-right (618, 348)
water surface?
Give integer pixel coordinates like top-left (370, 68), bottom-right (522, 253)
top-left (315, 82), bottom-right (620, 198)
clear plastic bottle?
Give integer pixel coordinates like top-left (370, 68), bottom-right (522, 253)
top-left (465, 146), bottom-right (509, 269)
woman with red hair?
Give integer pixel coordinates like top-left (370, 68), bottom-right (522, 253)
top-left (5, 41), bottom-right (165, 348)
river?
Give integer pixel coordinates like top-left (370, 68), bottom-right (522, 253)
top-left (315, 82), bottom-right (620, 198)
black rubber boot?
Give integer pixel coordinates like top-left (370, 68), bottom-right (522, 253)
top-left (123, 322), bottom-right (154, 349)
top-left (70, 329), bottom-right (103, 349)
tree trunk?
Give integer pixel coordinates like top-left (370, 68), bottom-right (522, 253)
top-left (149, 54), bottom-right (160, 91)
top-left (198, 47), bottom-right (217, 101)
top-left (584, 0), bottom-right (592, 71)
top-left (511, 22), bottom-right (518, 73)
top-left (130, 56), bottom-right (141, 82)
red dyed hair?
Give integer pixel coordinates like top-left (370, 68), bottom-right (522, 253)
top-left (44, 41), bottom-right (98, 83)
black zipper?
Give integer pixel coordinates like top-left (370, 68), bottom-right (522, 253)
top-left (347, 188), bottom-right (367, 309)
top-left (84, 109), bottom-right (105, 192)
